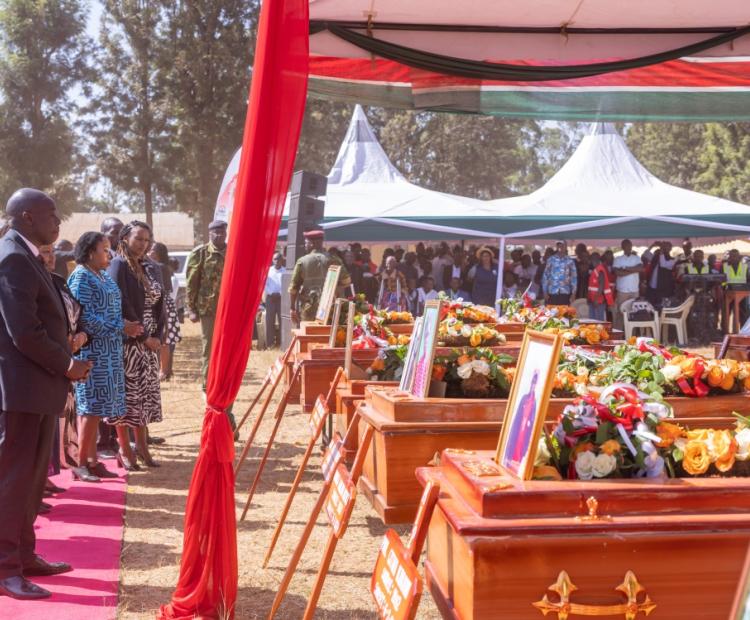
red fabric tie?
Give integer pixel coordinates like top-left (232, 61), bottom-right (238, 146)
top-left (158, 0), bottom-right (309, 617)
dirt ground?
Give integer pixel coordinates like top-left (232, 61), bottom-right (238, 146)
top-left (117, 321), bottom-right (441, 619)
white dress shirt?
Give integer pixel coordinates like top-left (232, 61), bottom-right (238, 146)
top-left (265, 266), bottom-right (285, 297)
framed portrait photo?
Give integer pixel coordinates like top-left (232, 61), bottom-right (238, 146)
top-left (408, 300), bottom-right (442, 399)
top-left (495, 330), bottom-right (562, 480)
top-left (328, 298), bottom-right (345, 348)
top-left (316, 265), bottom-right (342, 324)
top-left (398, 317), bottom-right (423, 393)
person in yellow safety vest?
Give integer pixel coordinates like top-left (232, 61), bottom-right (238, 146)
top-left (587, 252), bottom-right (614, 321)
top-left (723, 249), bottom-right (748, 287)
top-left (686, 249), bottom-right (709, 275)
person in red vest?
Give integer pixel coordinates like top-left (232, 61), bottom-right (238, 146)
top-left (587, 252), bottom-right (614, 321)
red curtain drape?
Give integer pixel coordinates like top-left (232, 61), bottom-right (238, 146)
top-left (157, 0), bottom-right (309, 617)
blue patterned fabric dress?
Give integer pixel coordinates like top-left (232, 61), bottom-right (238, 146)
top-left (68, 266), bottom-right (126, 418)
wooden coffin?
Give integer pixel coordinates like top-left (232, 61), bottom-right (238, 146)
top-left (357, 387), bottom-right (750, 524)
top-left (417, 449), bottom-right (750, 619)
top-left (335, 377), bottom-right (398, 464)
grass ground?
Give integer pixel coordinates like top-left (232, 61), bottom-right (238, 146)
top-left (117, 321), bottom-right (441, 619)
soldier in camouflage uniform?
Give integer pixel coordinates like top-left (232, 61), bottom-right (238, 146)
top-left (289, 230), bottom-right (351, 324)
top-left (186, 221), bottom-right (230, 399)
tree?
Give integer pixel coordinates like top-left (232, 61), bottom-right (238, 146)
top-left (626, 123), bottom-right (707, 189)
top-left (294, 99), bottom-right (355, 176)
top-left (0, 0), bottom-right (89, 213)
top-left (695, 124), bottom-right (750, 204)
top-left (86, 0), bottom-right (172, 228)
top-left (376, 110), bottom-right (546, 199)
top-left (160, 0), bottom-right (256, 240)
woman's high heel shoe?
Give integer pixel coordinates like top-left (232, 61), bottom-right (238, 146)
top-left (116, 452), bottom-right (141, 472)
top-left (137, 451), bottom-right (161, 468)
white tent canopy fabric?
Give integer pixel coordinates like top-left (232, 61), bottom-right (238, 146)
top-left (309, 0), bottom-right (750, 62)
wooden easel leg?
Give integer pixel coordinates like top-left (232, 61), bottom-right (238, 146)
top-left (234, 374), bottom-right (281, 478)
top-left (235, 378), bottom-right (268, 433)
top-left (267, 487), bottom-right (328, 619)
top-left (239, 368), bottom-right (299, 520)
top-left (302, 530), bottom-right (339, 620)
top-left (262, 423), bottom-right (321, 567)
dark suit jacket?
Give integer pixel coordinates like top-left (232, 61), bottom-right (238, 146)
top-left (108, 255), bottom-right (165, 341)
top-left (0, 230), bottom-right (72, 416)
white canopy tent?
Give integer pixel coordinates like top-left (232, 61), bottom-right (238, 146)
top-left (216, 105), bottom-right (485, 235)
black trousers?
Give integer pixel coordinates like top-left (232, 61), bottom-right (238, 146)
top-left (0, 411), bottom-right (56, 579)
top-left (265, 293), bottom-right (281, 348)
top-left (548, 293), bottom-right (572, 306)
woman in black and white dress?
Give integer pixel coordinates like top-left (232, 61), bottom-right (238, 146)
top-left (108, 221), bottom-right (165, 469)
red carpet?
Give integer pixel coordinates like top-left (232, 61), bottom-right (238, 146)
top-left (0, 465), bottom-right (127, 619)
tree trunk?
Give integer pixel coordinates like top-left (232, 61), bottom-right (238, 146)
top-left (144, 181), bottom-right (153, 230)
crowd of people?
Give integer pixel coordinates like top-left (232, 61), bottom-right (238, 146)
top-left (0, 189), bottom-right (231, 600)
top-left (266, 235), bottom-right (749, 342)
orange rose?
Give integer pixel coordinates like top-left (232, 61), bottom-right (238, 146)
top-left (683, 440), bottom-right (710, 475)
top-left (599, 439), bottom-right (621, 456)
top-left (656, 422), bottom-right (685, 448)
top-left (720, 374), bottom-right (736, 391)
top-left (572, 442), bottom-right (595, 458)
top-left (432, 365), bottom-right (447, 382)
top-left (707, 366), bottom-right (725, 388)
top-left (586, 330), bottom-right (601, 345)
top-left (687, 429), bottom-right (710, 442)
top-left (713, 430), bottom-right (738, 473)
top-left (370, 357), bottom-right (385, 372)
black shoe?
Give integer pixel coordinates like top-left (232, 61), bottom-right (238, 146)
top-left (136, 450), bottom-right (161, 468)
top-left (37, 502), bottom-right (51, 515)
top-left (45, 482), bottom-right (65, 494)
top-left (116, 452), bottom-right (140, 472)
top-left (147, 435), bottom-right (165, 445)
top-left (72, 466), bottom-right (100, 483)
top-left (0, 575), bottom-right (51, 600)
top-left (88, 462), bottom-right (118, 479)
top-left (23, 555), bottom-right (73, 577)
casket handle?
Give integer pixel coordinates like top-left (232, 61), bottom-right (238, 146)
top-left (533, 570), bottom-right (656, 619)
top-left (575, 495), bottom-right (613, 523)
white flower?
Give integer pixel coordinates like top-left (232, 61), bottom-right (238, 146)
top-left (674, 437), bottom-right (688, 452)
top-left (592, 453), bottom-right (617, 478)
top-left (457, 362), bottom-right (473, 380)
top-left (736, 428), bottom-right (750, 461)
top-left (575, 451), bottom-right (596, 480)
top-left (644, 453), bottom-right (666, 479)
top-left (661, 364), bottom-right (683, 382)
top-left (471, 359), bottom-right (491, 376)
top-left (535, 437), bottom-right (551, 466)
top-left (461, 324), bottom-right (473, 337)
top-left (574, 382), bottom-right (589, 396)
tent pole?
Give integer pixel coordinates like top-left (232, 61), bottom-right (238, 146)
top-left (495, 236), bottom-right (505, 314)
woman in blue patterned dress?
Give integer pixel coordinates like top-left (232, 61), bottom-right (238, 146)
top-left (68, 232), bottom-right (143, 478)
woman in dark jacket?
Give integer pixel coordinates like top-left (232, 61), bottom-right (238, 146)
top-left (108, 221), bottom-right (165, 468)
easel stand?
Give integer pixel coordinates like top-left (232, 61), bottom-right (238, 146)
top-left (238, 361), bottom-right (301, 520)
top-left (262, 367), bottom-right (344, 567)
top-left (234, 336), bottom-right (297, 474)
top-left (370, 480), bottom-right (440, 620)
top-left (268, 418), bottom-right (375, 619)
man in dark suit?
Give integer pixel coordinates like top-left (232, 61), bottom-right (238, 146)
top-left (0, 188), bottom-right (92, 600)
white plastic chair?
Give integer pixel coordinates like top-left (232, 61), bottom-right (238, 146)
top-left (660, 296), bottom-right (695, 345)
top-left (572, 298), bottom-right (589, 319)
top-left (621, 298), bottom-right (659, 340)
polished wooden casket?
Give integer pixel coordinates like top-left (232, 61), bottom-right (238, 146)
top-left (417, 449), bottom-right (750, 619)
top-left (358, 387), bottom-right (750, 524)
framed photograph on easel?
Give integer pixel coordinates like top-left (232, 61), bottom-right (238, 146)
top-left (344, 301), bottom-right (367, 380)
top-left (316, 265), bottom-right (342, 324)
top-left (403, 301), bottom-right (441, 399)
top-left (328, 299), bottom-right (345, 348)
top-left (398, 318), bottom-right (423, 393)
top-left (495, 330), bottom-right (562, 480)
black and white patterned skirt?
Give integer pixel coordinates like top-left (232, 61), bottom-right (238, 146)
top-left (165, 296), bottom-right (182, 346)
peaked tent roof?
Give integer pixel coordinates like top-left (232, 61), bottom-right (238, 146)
top-left (275, 105), bottom-right (484, 238)
top-left (307, 121), bottom-right (750, 242)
